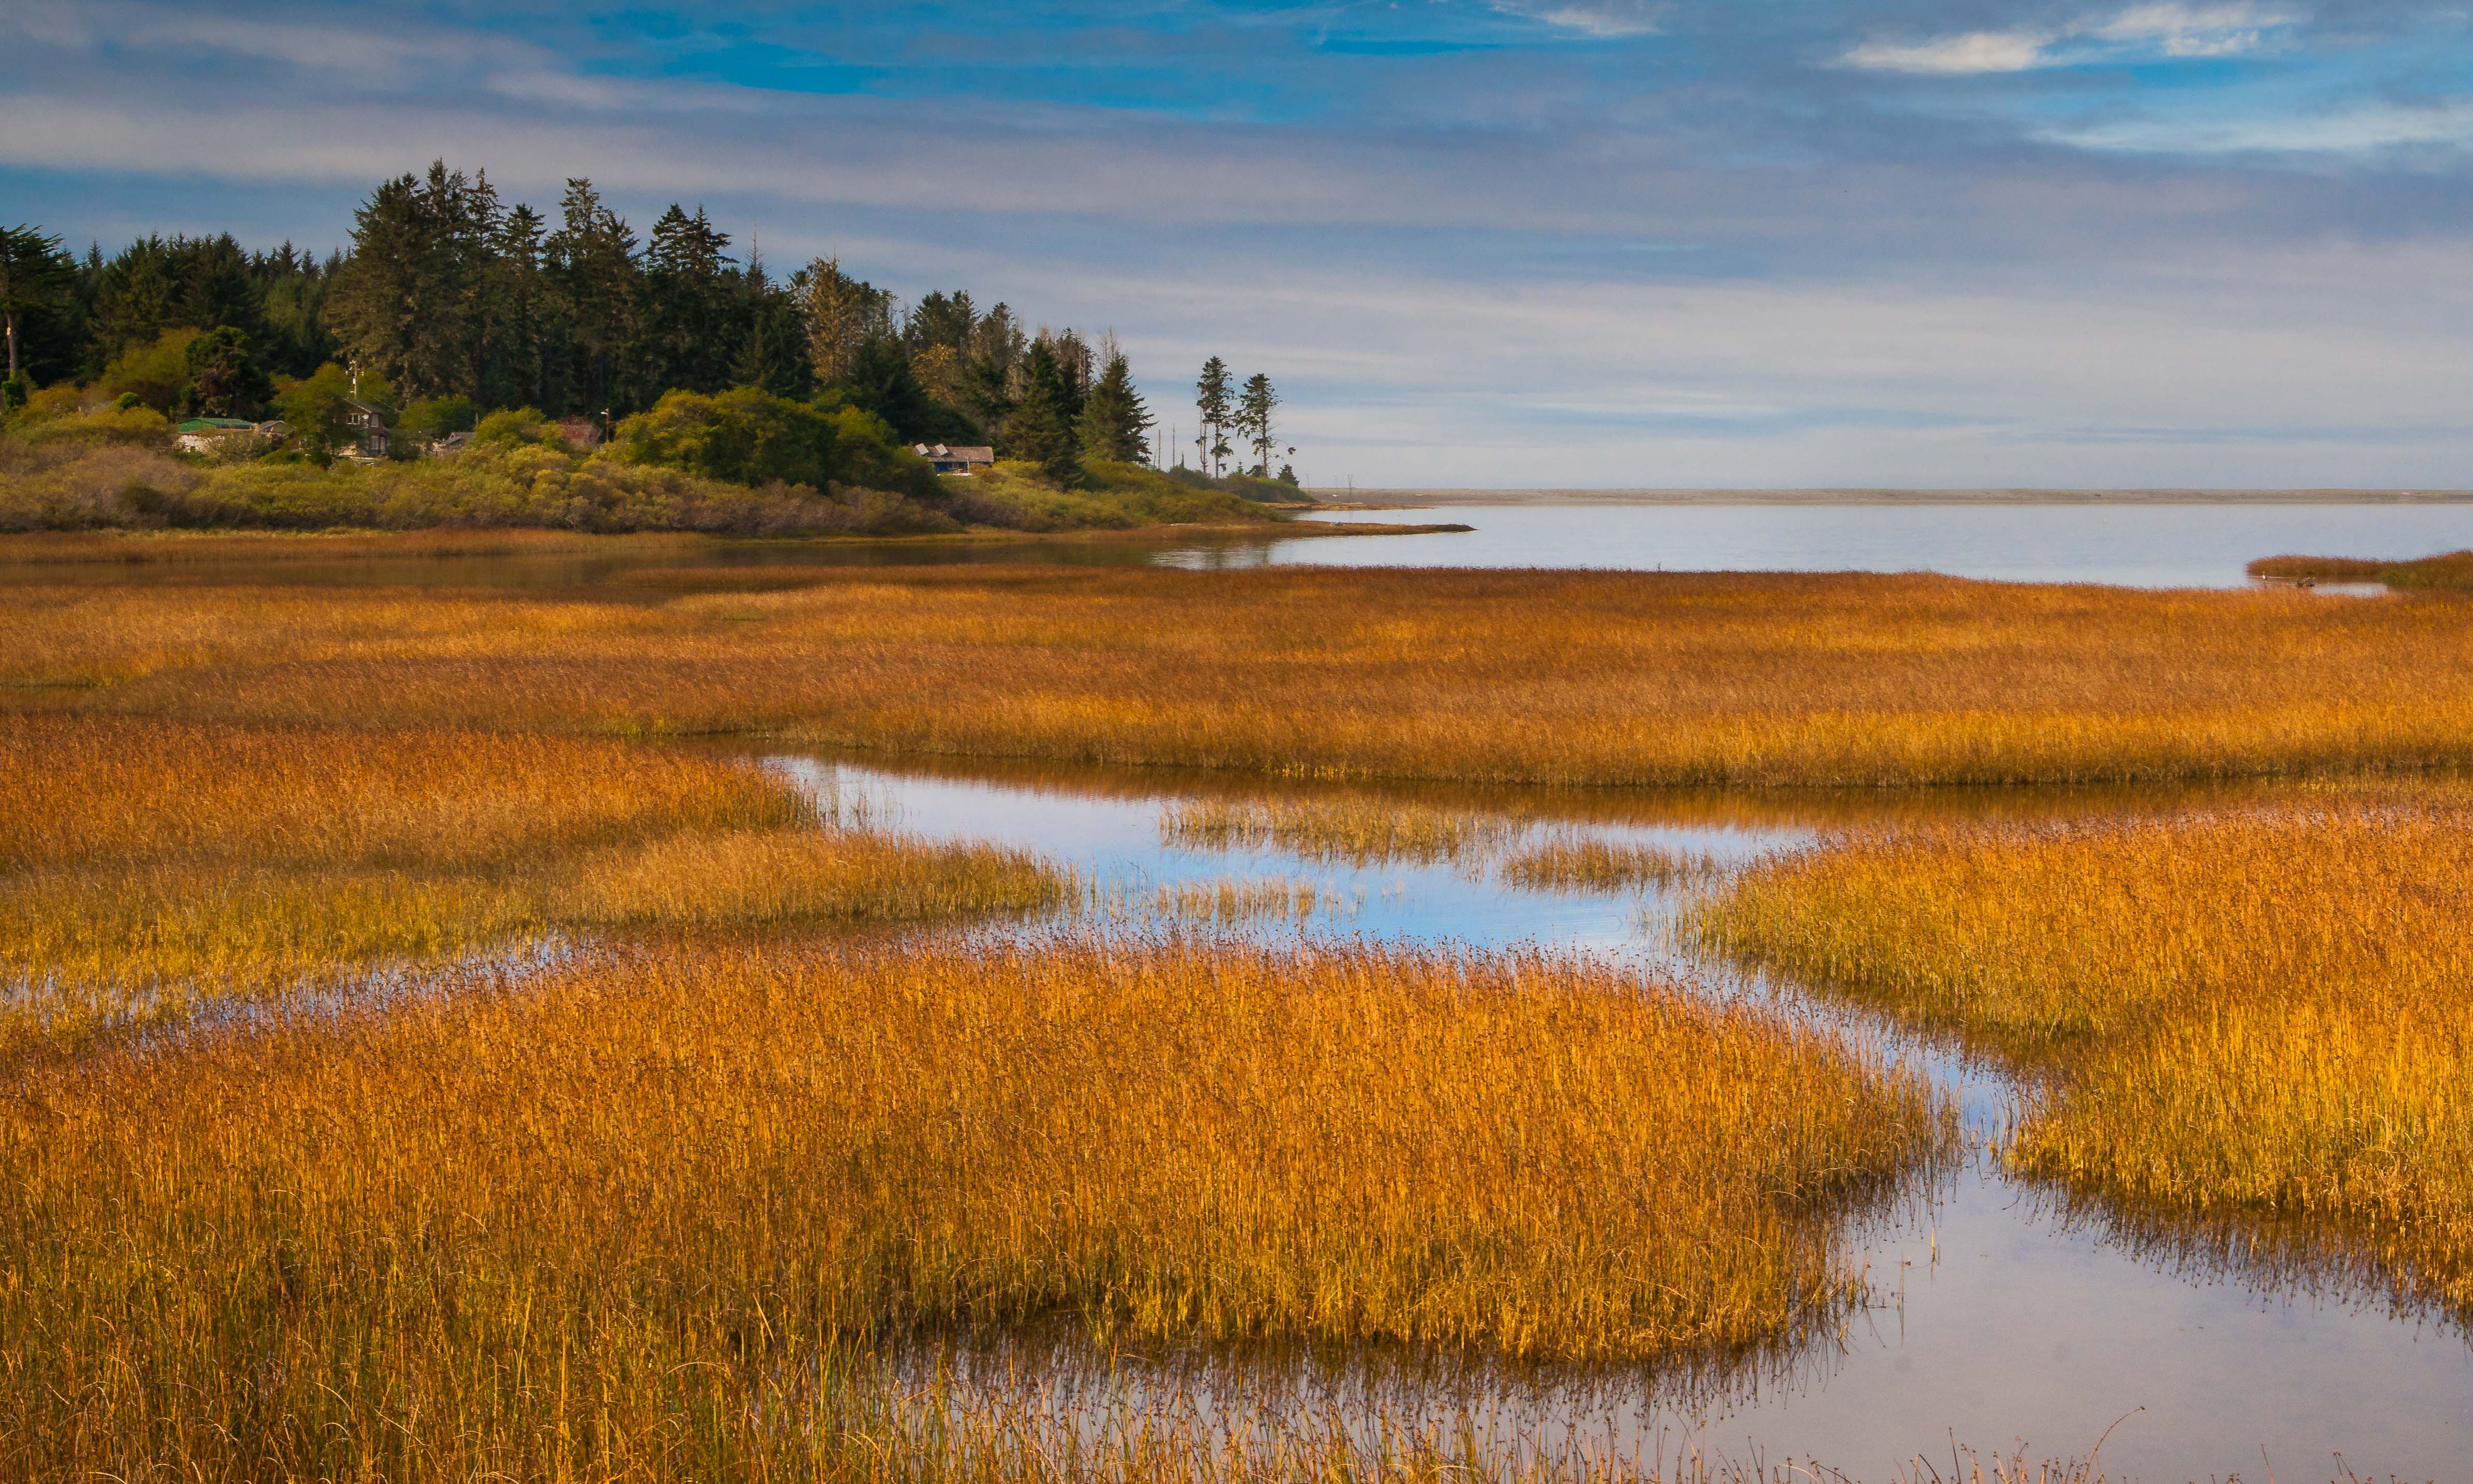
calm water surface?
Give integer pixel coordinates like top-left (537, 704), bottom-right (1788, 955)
top-left (762, 752), bottom-right (2473, 1484)
top-left (14, 499), bottom-right (2468, 590)
top-left (1235, 501), bottom-right (2473, 587)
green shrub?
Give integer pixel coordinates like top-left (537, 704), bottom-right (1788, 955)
top-left (96, 330), bottom-right (203, 413)
top-left (610, 388), bottom-right (837, 488)
top-left (824, 406), bottom-right (939, 500)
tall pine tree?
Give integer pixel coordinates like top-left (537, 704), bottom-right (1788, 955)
top-left (547, 178), bottom-right (642, 420)
top-left (1076, 341), bottom-right (1152, 463)
top-left (1195, 356), bottom-right (1233, 476)
top-left (1008, 338), bottom-right (1080, 486)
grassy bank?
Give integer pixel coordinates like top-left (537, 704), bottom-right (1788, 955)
top-left (0, 930), bottom-right (1945, 1477)
top-left (2250, 550), bottom-right (2473, 590)
top-left (12, 560), bottom-right (2473, 787)
top-left (1691, 801), bottom-right (2473, 1313)
top-left (0, 713), bottom-right (1063, 1062)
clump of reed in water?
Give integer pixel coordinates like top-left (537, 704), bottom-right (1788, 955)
top-left (1122, 874), bottom-right (1356, 923)
top-left (1161, 796), bottom-right (1528, 866)
top-left (1692, 802), bottom-right (2473, 1315)
top-left (1500, 836), bottom-right (1721, 893)
top-left (0, 931), bottom-right (1949, 1478)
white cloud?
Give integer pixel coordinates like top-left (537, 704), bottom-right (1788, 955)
top-left (1843, 30), bottom-right (2056, 74)
top-left (1844, 1), bottom-right (2299, 74)
top-left (1491, 1), bottom-right (1664, 38)
top-left (2092, 2), bottom-right (2297, 55)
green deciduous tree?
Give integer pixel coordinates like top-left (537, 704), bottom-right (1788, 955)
top-left (610, 387), bottom-right (837, 488)
top-left (274, 363), bottom-right (357, 463)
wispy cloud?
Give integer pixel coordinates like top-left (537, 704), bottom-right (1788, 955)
top-left (1843, 30), bottom-right (2056, 74)
top-left (1491, 1), bottom-right (1665, 39)
top-left (2052, 100), bottom-right (2473, 154)
top-left (1844, 2), bottom-right (2300, 74)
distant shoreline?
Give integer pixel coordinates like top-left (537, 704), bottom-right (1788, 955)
top-left (1310, 487), bottom-right (2473, 507)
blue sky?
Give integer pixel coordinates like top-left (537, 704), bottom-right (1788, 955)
top-left (4, 0), bottom-right (2471, 487)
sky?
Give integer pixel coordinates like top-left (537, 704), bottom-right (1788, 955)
top-left (4, 1), bottom-right (2471, 488)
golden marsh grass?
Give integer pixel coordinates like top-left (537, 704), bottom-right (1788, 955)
top-left (0, 713), bottom-right (1063, 1060)
top-left (11, 555), bottom-right (2473, 786)
top-left (1161, 796), bottom-right (1530, 865)
top-left (2250, 550), bottom-right (2473, 590)
top-left (1499, 837), bottom-right (1722, 894)
top-left (0, 932), bottom-right (1948, 1478)
top-left (1693, 804), bottom-right (2473, 1313)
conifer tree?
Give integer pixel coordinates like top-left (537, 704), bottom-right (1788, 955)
top-left (1009, 338), bottom-right (1081, 486)
top-left (1077, 343), bottom-right (1152, 462)
top-left (547, 178), bottom-right (641, 419)
top-left (1237, 372), bottom-right (1278, 477)
top-left (0, 224), bottom-right (74, 381)
top-left (1195, 355), bottom-right (1233, 477)
top-left (643, 204), bottom-right (738, 395)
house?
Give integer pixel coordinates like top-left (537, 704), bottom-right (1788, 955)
top-left (428, 430), bottom-right (474, 457)
top-left (173, 416), bottom-right (259, 454)
top-left (335, 398), bottom-right (391, 461)
top-left (913, 443), bottom-right (994, 475)
top-left (551, 415), bottom-right (603, 449)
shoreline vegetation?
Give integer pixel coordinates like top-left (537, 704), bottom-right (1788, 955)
top-left (2, 162), bottom-right (1324, 541)
top-left (13, 558), bottom-right (2473, 790)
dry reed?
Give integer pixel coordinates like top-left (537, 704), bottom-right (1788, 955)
top-left (2250, 550), bottom-right (2473, 590)
top-left (0, 932), bottom-right (1948, 1478)
top-left (1161, 797), bottom-right (1531, 865)
top-left (1693, 805), bottom-right (2473, 1313)
top-left (11, 562), bottom-right (2473, 787)
top-left (1500, 837), bottom-right (1722, 894)
top-left (0, 713), bottom-right (1064, 1060)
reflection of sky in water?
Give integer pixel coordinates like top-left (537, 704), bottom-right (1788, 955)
top-left (1174, 503), bottom-right (2473, 590)
top-left (768, 753), bottom-right (2473, 1483)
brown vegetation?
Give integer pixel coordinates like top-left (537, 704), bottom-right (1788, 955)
top-left (1500, 836), bottom-right (1721, 893)
top-left (1692, 803), bottom-right (2473, 1314)
top-left (9, 556), bottom-right (2473, 787)
top-left (0, 713), bottom-right (1062, 1061)
top-left (0, 932), bottom-right (1945, 1478)
top-left (2250, 550), bottom-right (2473, 590)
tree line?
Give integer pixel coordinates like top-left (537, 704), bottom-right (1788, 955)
top-left (1, 162), bottom-right (1298, 489)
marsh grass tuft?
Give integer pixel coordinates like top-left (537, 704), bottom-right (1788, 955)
top-left (1693, 804), bottom-right (2473, 1314)
top-left (0, 931), bottom-right (1949, 1478)
top-left (2251, 550), bottom-right (2473, 590)
top-left (0, 714), bottom-right (1066, 1060)
top-left (1500, 836), bottom-right (1722, 894)
top-left (1162, 796), bottom-right (1530, 866)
